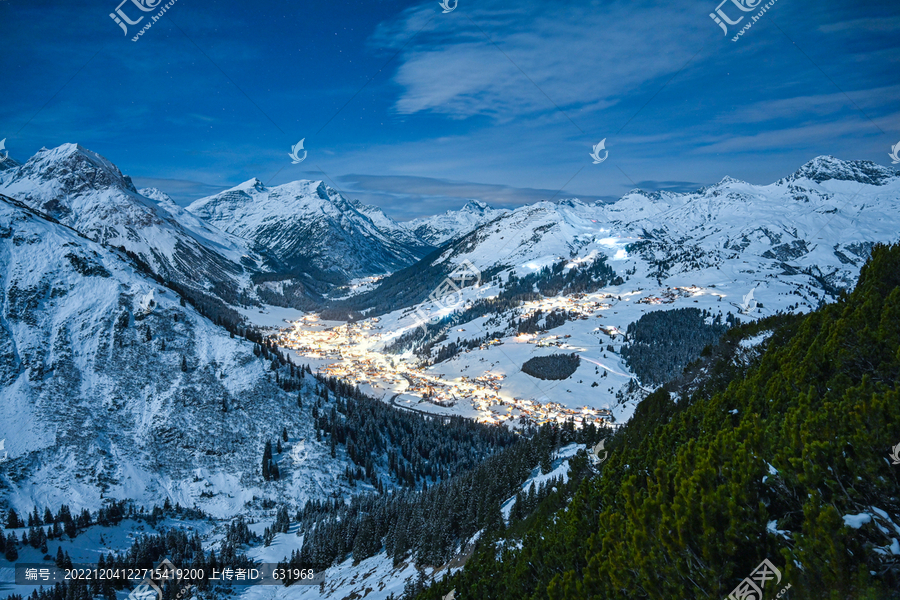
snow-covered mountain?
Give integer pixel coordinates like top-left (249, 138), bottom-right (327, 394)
top-left (349, 198), bottom-right (434, 254)
top-left (403, 199), bottom-right (509, 246)
top-left (0, 155), bottom-right (22, 173)
top-left (187, 179), bottom-right (433, 283)
top-left (0, 144), bottom-right (264, 305)
top-left (0, 193), bottom-right (340, 516)
top-left (407, 157), bottom-right (898, 298)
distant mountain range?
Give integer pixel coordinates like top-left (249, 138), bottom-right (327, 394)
top-left (339, 155), bottom-right (898, 317)
top-left (1, 144), bottom-right (896, 315)
top-left (3, 143), bottom-right (896, 318)
top-left (0, 145), bottom-right (465, 308)
top-left (404, 199), bottom-right (509, 246)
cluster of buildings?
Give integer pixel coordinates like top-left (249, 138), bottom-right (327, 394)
top-left (274, 313), bottom-right (617, 429)
top-left (635, 285), bottom-right (715, 305)
top-left (518, 294), bottom-right (614, 320)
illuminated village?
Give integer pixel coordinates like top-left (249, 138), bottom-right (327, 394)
top-left (274, 307), bottom-right (616, 429)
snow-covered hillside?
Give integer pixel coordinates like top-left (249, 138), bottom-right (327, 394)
top-left (187, 179), bottom-right (432, 283)
top-left (0, 194), bottom-right (344, 518)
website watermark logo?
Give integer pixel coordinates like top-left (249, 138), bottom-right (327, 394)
top-left (890, 442), bottom-right (900, 465)
top-left (110, 0), bottom-right (160, 34)
top-left (412, 260), bottom-right (481, 331)
top-left (726, 558), bottom-right (789, 600)
top-left (709, 0), bottom-right (779, 41)
top-left (439, 0), bottom-right (457, 14)
top-left (589, 439), bottom-right (608, 464)
top-left (889, 141), bottom-right (900, 165)
top-left (110, 0), bottom-right (180, 42)
top-left (738, 286), bottom-right (758, 315)
top-left (590, 139), bottom-right (608, 164)
top-left (289, 139), bottom-right (307, 164)
top-left (0, 139), bottom-right (9, 163)
top-left (709, 0), bottom-right (759, 34)
top-left (127, 559), bottom-right (191, 600)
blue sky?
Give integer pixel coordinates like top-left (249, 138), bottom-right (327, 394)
top-left (1, 0), bottom-right (898, 219)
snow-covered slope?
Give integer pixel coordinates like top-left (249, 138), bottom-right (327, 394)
top-left (0, 144), bottom-right (264, 305)
top-left (404, 199), bottom-right (509, 246)
top-left (0, 194), bottom-right (341, 517)
top-left (187, 179), bottom-right (432, 282)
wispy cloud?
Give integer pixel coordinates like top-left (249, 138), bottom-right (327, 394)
top-left (375, 0), bottom-right (705, 123)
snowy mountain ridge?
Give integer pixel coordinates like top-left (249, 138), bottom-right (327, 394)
top-left (187, 178), bottom-right (434, 283)
top-left (403, 199), bottom-right (510, 246)
top-left (0, 144), bottom-right (263, 306)
top-left (417, 156), bottom-right (899, 287)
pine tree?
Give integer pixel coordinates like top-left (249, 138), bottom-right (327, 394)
top-left (6, 508), bottom-right (20, 529)
top-left (262, 441), bottom-right (272, 481)
top-left (4, 533), bottom-right (17, 561)
top-left (180, 355), bottom-right (188, 372)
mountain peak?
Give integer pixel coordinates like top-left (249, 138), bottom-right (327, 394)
top-left (228, 177), bottom-right (267, 193)
top-left (783, 155), bottom-right (896, 186)
top-left (188, 177), bottom-right (429, 281)
top-left (27, 143), bottom-right (137, 192)
top-left (139, 187), bottom-right (175, 205)
top-left (461, 199), bottom-right (491, 213)
top-left (554, 198), bottom-right (587, 208)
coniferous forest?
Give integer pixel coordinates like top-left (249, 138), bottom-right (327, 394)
top-left (521, 353), bottom-right (581, 380)
top-left (281, 422), bottom-right (602, 576)
top-left (412, 242), bottom-right (900, 599)
top-left (620, 307), bottom-right (732, 385)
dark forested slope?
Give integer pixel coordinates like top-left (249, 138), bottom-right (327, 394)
top-left (418, 242), bottom-right (900, 600)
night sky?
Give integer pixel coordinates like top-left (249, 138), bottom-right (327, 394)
top-left (2, 0), bottom-right (898, 218)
